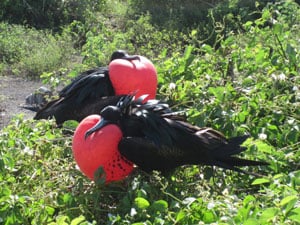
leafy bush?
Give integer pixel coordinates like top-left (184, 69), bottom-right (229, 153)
top-left (0, 0), bottom-right (107, 29)
top-left (155, 0), bottom-right (300, 173)
top-left (127, 0), bottom-right (275, 48)
top-left (0, 22), bottom-right (75, 77)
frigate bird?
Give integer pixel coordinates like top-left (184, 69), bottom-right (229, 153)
top-left (31, 50), bottom-right (158, 125)
top-left (73, 95), bottom-right (268, 181)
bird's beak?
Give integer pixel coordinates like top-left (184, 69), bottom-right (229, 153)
top-left (123, 54), bottom-right (140, 61)
top-left (84, 118), bottom-right (110, 140)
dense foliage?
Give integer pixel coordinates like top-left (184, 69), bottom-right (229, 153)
top-left (0, 0), bottom-right (300, 224)
top-left (0, 23), bottom-right (75, 77)
top-left (0, 0), bottom-right (106, 29)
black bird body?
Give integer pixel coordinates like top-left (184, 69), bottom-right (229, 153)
top-left (86, 96), bottom-right (268, 174)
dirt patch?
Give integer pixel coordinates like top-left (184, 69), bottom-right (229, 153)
top-left (0, 76), bottom-right (45, 129)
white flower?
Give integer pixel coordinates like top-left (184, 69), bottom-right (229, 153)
top-left (207, 202), bottom-right (215, 209)
top-left (23, 146), bottom-right (34, 156)
top-left (75, 165), bottom-right (81, 171)
top-left (278, 73), bottom-right (286, 81)
top-left (222, 188), bottom-right (229, 195)
top-left (271, 73), bottom-right (277, 80)
top-left (169, 82), bottom-right (176, 90)
top-left (130, 208), bottom-right (137, 216)
top-left (287, 119), bottom-right (295, 125)
top-left (258, 133), bottom-right (267, 140)
top-left (220, 216), bottom-right (229, 221)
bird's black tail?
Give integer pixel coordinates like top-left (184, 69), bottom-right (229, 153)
top-left (21, 86), bottom-right (52, 112)
top-left (212, 135), bottom-right (268, 175)
top-left (20, 104), bottom-right (40, 112)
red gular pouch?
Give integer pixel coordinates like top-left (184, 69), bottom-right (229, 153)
top-left (72, 115), bottom-right (134, 183)
top-left (109, 56), bottom-right (157, 102)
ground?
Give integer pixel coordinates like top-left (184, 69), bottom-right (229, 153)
top-left (0, 76), bottom-right (44, 129)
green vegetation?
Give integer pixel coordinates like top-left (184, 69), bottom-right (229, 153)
top-left (0, 23), bottom-right (75, 78)
top-left (1, 0), bottom-right (300, 224)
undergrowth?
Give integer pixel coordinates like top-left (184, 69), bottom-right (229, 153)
top-left (0, 0), bottom-right (299, 224)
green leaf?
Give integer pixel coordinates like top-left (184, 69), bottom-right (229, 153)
top-left (244, 21), bottom-right (253, 30)
top-left (243, 195), bottom-right (256, 206)
top-left (208, 86), bottom-right (225, 101)
top-left (244, 218), bottom-right (260, 225)
top-left (202, 210), bottom-right (216, 223)
top-left (176, 210), bottom-right (186, 222)
top-left (62, 120), bottom-right (79, 130)
top-left (151, 200), bottom-right (168, 212)
top-left (259, 207), bottom-right (278, 223)
top-left (191, 29), bottom-right (197, 36)
top-left (280, 195), bottom-right (297, 206)
top-left (261, 9), bottom-right (271, 21)
top-left (63, 193), bottom-right (72, 204)
top-left (286, 43), bottom-right (296, 63)
top-left (134, 197), bottom-right (150, 209)
top-left (289, 208), bottom-right (300, 223)
top-left (45, 206), bottom-right (55, 216)
top-left (201, 44), bottom-right (213, 53)
top-left (55, 215), bottom-right (69, 225)
top-left (184, 45), bottom-right (193, 60)
top-left (280, 195), bottom-right (298, 213)
top-left (255, 49), bottom-right (265, 64)
top-left (273, 23), bottom-right (283, 35)
top-left (70, 215), bottom-right (86, 225)
top-left (251, 178), bottom-right (270, 185)
top-left (94, 166), bottom-right (106, 186)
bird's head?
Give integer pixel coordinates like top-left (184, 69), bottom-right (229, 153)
top-left (110, 50), bottom-right (140, 62)
top-left (85, 105), bottom-right (122, 139)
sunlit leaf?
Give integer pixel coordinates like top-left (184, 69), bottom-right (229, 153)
top-left (259, 207), bottom-right (278, 223)
top-left (244, 218), bottom-right (260, 225)
top-left (280, 195), bottom-right (297, 207)
top-left (134, 197), bottom-right (150, 209)
top-left (151, 200), bottom-right (168, 212)
top-left (251, 178), bottom-right (270, 185)
top-left (176, 210), bottom-right (186, 222)
top-left (71, 215), bottom-right (86, 225)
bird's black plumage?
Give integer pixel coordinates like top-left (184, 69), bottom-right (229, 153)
top-left (34, 67), bottom-right (119, 125)
top-left (32, 50), bottom-right (140, 125)
top-left (86, 95), bottom-right (268, 174)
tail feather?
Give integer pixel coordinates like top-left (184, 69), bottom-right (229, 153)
top-left (213, 135), bottom-right (250, 157)
top-left (20, 104), bottom-right (40, 112)
top-left (211, 135), bottom-right (268, 175)
top-left (221, 156), bottom-right (268, 167)
top-left (213, 157), bottom-right (268, 176)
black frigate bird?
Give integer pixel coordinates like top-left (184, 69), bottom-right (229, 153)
top-left (84, 95), bottom-right (268, 174)
top-left (30, 50), bottom-right (157, 125)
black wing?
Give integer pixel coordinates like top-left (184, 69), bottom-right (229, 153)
top-left (34, 67), bottom-right (115, 125)
top-left (120, 106), bottom-right (268, 174)
top-left (119, 137), bottom-right (185, 172)
top-left (58, 67), bottom-right (114, 102)
top-left (58, 68), bottom-right (102, 97)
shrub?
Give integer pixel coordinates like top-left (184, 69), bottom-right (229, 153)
top-left (0, 22), bottom-right (75, 77)
top-left (0, 0), bottom-right (107, 30)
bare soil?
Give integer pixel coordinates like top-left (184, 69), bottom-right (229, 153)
top-left (0, 76), bottom-right (45, 129)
